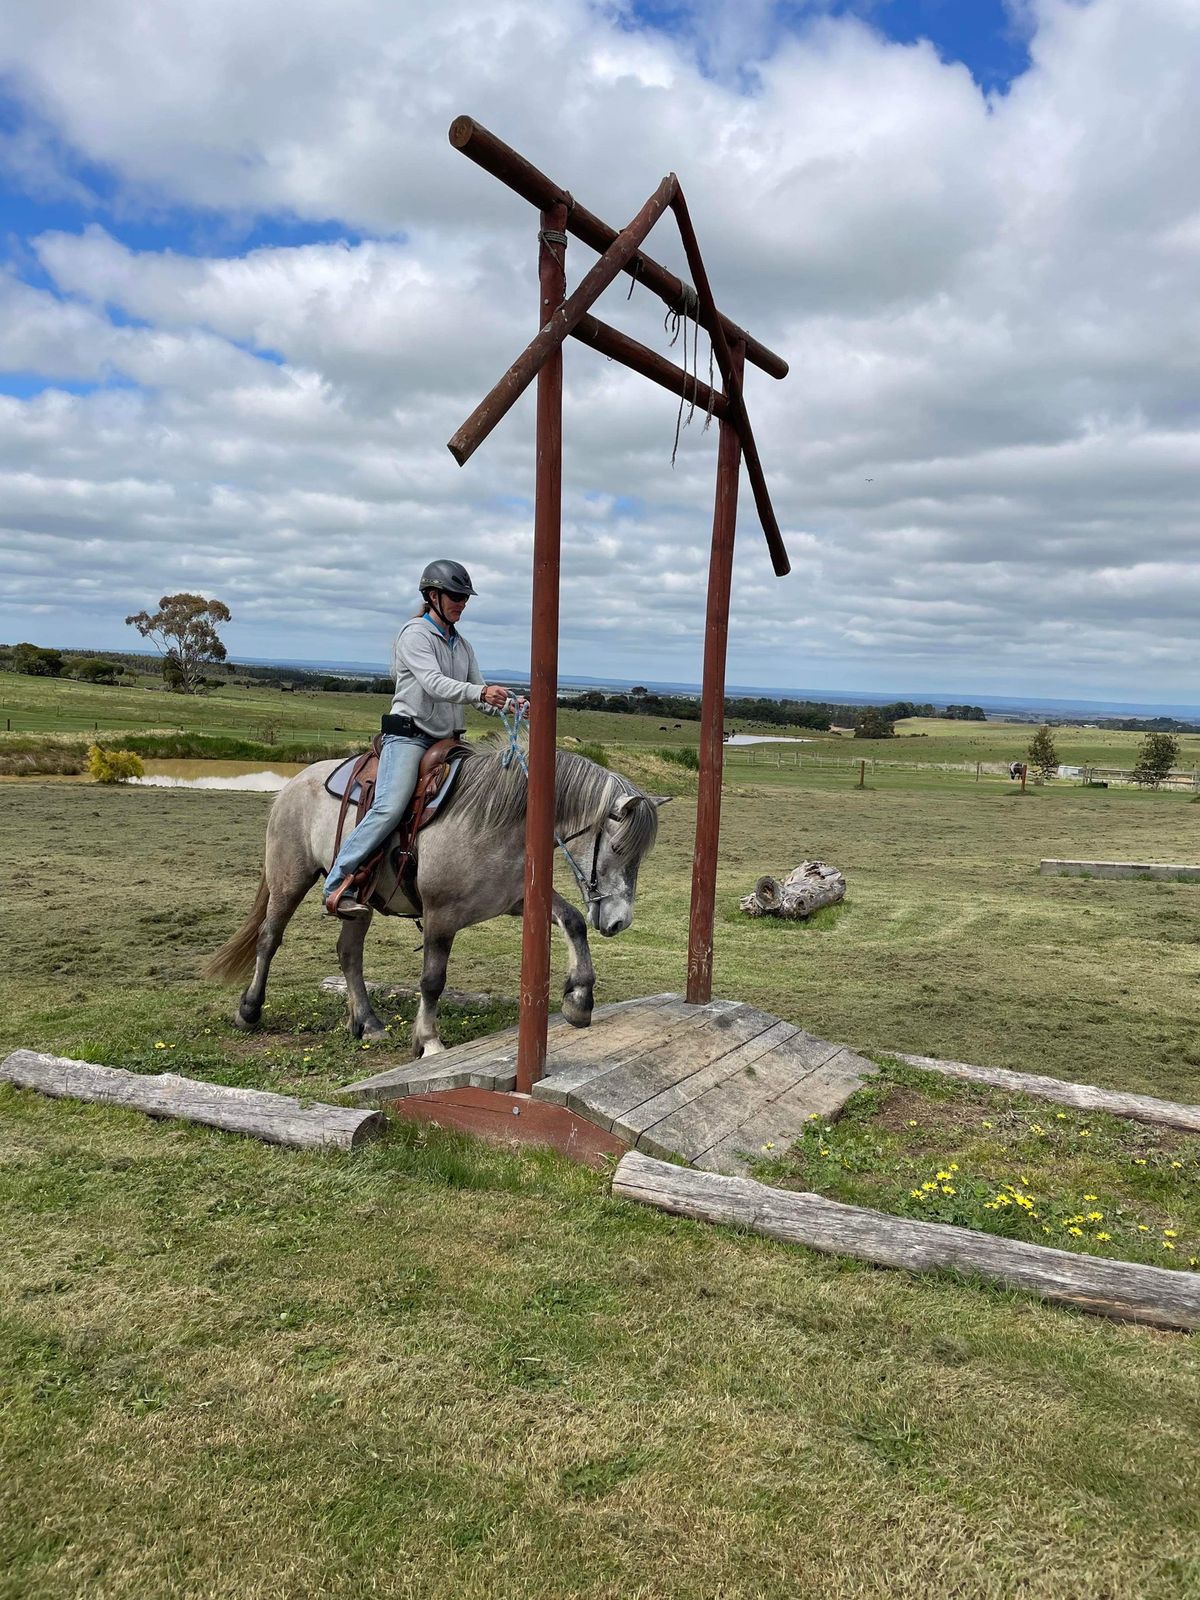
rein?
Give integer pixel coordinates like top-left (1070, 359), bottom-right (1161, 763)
top-left (498, 703), bottom-right (606, 906)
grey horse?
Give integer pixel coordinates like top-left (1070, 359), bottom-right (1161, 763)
top-left (205, 748), bottom-right (665, 1056)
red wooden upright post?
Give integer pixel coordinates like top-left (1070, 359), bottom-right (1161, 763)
top-left (517, 204), bottom-right (568, 1093)
top-left (687, 339), bottom-right (746, 1005)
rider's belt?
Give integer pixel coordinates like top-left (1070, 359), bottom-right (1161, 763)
top-left (381, 713), bottom-right (420, 737)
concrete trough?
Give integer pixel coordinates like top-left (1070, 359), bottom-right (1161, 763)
top-left (1041, 859), bottom-right (1200, 881)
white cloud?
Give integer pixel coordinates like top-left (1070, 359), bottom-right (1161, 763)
top-left (0, 0), bottom-right (1198, 701)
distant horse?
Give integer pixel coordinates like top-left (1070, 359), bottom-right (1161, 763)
top-left (204, 749), bottom-right (665, 1057)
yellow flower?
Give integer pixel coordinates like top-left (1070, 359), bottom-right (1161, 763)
top-left (1097, 1232), bottom-right (1111, 1242)
top-left (906, 1119), bottom-right (918, 1127)
top-left (910, 1189), bottom-right (922, 1198)
top-left (154, 1041), bottom-right (167, 1049)
top-left (1068, 1226), bottom-right (1083, 1237)
top-left (1083, 1194), bottom-right (1098, 1201)
top-left (1164, 1229), bottom-right (1178, 1238)
top-left (1031, 1124), bottom-right (1045, 1135)
top-left (1162, 1241), bottom-right (1176, 1251)
top-left (941, 1185), bottom-right (956, 1196)
top-left (935, 1170), bottom-right (951, 1181)
top-left (1171, 1161), bottom-right (1183, 1169)
top-left (949, 1163), bottom-right (960, 1173)
top-left (1133, 1158), bottom-right (1147, 1166)
top-left (982, 1120), bottom-right (993, 1129)
top-left (922, 1181), bottom-right (937, 1192)
top-left (819, 1147), bottom-right (830, 1157)
top-left (1055, 1113), bottom-right (1066, 1120)
top-left (1087, 1211), bottom-right (1103, 1222)
top-left (1138, 1225), bottom-right (1150, 1232)
top-left (1079, 1130), bottom-right (1091, 1138)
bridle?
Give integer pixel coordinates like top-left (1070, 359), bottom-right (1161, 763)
top-left (556, 819), bottom-right (607, 906)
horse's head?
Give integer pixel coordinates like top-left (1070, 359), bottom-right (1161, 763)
top-left (586, 790), bottom-right (670, 937)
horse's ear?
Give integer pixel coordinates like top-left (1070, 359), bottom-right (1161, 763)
top-left (649, 795), bottom-right (672, 808)
top-left (609, 793), bottom-right (640, 819)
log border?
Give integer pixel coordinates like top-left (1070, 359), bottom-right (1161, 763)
top-left (0, 1050), bottom-right (384, 1152)
top-left (893, 1053), bottom-right (1200, 1134)
top-left (612, 1149), bottom-right (1200, 1331)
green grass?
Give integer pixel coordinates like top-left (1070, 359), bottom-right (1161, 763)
top-left (3, 770), bottom-right (1200, 1597)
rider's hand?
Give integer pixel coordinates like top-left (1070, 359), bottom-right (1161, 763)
top-left (481, 684), bottom-right (510, 711)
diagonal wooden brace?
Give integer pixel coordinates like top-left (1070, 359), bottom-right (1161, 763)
top-left (670, 189), bottom-right (790, 578)
top-left (448, 175), bottom-right (680, 467)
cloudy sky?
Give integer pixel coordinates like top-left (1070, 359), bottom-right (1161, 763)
top-left (0, 0), bottom-right (1197, 701)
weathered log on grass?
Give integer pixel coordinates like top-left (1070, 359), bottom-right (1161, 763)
top-left (612, 1150), bottom-right (1200, 1331)
top-left (0, 1051), bottom-right (384, 1152)
top-left (740, 860), bottom-right (845, 919)
top-left (895, 1053), bottom-right (1200, 1135)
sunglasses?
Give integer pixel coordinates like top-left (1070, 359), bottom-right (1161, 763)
top-left (439, 590), bottom-right (470, 605)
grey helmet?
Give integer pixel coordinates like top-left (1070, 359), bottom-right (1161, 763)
top-left (419, 558), bottom-right (477, 597)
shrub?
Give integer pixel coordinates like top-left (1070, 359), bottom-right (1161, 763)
top-left (1027, 724), bottom-right (1059, 781)
top-left (87, 744), bottom-right (145, 783)
top-left (657, 746), bottom-right (700, 770)
top-left (574, 741), bottom-right (609, 768)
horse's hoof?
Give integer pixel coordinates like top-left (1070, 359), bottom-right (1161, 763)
top-left (232, 1006), bottom-right (260, 1032)
top-left (412, 1037), bottom-right (444, 1060)
top-left (361, 1019), bottom-right (389, 1044)
top-left (562, 988), bottom-right (594, 1028)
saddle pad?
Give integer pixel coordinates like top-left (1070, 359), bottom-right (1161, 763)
top-left (325, 752), bottom-right (366, 803)
top-left (323, 750), bottom-right (467, 818)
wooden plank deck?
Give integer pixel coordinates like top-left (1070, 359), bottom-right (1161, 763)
top-left (343, 993), bottom-right (876, 1174)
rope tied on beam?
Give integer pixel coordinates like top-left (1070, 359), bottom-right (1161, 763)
top-left (664, 281), bottom-right (715, 466)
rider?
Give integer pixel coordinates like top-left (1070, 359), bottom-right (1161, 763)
top-left (324, 559), bottom-right (512, 917)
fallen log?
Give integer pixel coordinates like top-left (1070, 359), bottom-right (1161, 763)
top-left (895, 1052), bottom-right (1200, 1134)
top-left (612, 1149), bottom-right (1200, 1331)
top-left (740, 860), bottom-right (845, 918)
top-left (0, 1051), bottom-right (384, 1152)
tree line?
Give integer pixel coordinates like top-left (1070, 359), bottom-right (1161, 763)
top-left (559, 688), bottom-right (987, 734)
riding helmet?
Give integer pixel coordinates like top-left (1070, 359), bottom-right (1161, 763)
top-left (419, 558), bottom-right (477, 597)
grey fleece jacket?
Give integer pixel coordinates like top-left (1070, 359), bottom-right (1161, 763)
top-left (390, 615), bottom-right (485, 736)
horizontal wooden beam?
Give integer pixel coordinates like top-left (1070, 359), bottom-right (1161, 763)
top-left (570, 313), bottom-right (729, 419)
top-left (449, 114), bottom-right (788, 381)
top-left (613, 1149), bottom-right (1200, 1331)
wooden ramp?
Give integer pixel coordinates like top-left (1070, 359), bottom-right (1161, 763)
top-left (343, 994), bottom-right (876, 1174)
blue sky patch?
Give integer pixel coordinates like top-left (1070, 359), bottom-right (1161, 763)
top-left (620, 0), bottom-right (1032, 92)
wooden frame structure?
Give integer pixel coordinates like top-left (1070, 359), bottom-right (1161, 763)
top-left (446, 116), bottom-right (790, 1096)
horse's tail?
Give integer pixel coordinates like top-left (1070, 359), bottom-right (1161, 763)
top-left (203, 872), bottom-right (270, 983)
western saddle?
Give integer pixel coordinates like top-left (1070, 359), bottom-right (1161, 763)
top-left (324, 734), bottom-right (470, 919)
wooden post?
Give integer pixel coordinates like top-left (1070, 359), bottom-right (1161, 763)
top-left (857, 759), bottom-right (865, 789)
top-left (687, 340), bottom-right (745, 1005)
top-left (516, 204), bottom-right (567, 1094)
top-left (1021, 764), bottom-right (1028, 794)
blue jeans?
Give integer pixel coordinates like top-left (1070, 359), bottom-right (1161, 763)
top-left (324, 732), bottom-right (435, 901)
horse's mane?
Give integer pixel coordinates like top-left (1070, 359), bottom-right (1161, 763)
top-left (451, 748), bottom-right (658, 859)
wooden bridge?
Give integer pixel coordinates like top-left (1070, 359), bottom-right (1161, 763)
top-left (344, 994), bottom-right (876, 1173)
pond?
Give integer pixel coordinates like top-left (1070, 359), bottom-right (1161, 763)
top-left (131, 759), bottom-right (309, 792)
top-left (723, 734), bottom-right (814, 746)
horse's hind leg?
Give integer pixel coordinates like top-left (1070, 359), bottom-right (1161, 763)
top-left (553, 890), bottom-right (595, 1028)
top-left (337, 914), bottom-right (388, 1042)
top-left (235, 871), bottom-right (316, 1030)
top-left (412, 921), bottom-right (457, 1059)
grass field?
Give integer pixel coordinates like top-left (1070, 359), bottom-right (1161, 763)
top-left (6, 667), bottom-right (1200, 772)
top-left (3, 730), bottom-right (1200, 1596)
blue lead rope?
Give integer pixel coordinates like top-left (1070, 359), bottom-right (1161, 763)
top-left (498, 702), bottom-right (599, 905)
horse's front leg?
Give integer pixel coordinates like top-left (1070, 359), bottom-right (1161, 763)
top-left (336, 914), bottom-right (388, 1042)
top-left (552, 890), bottom-right (595, 1028)
top-left (412, 922), bottom-right (456, 1059)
